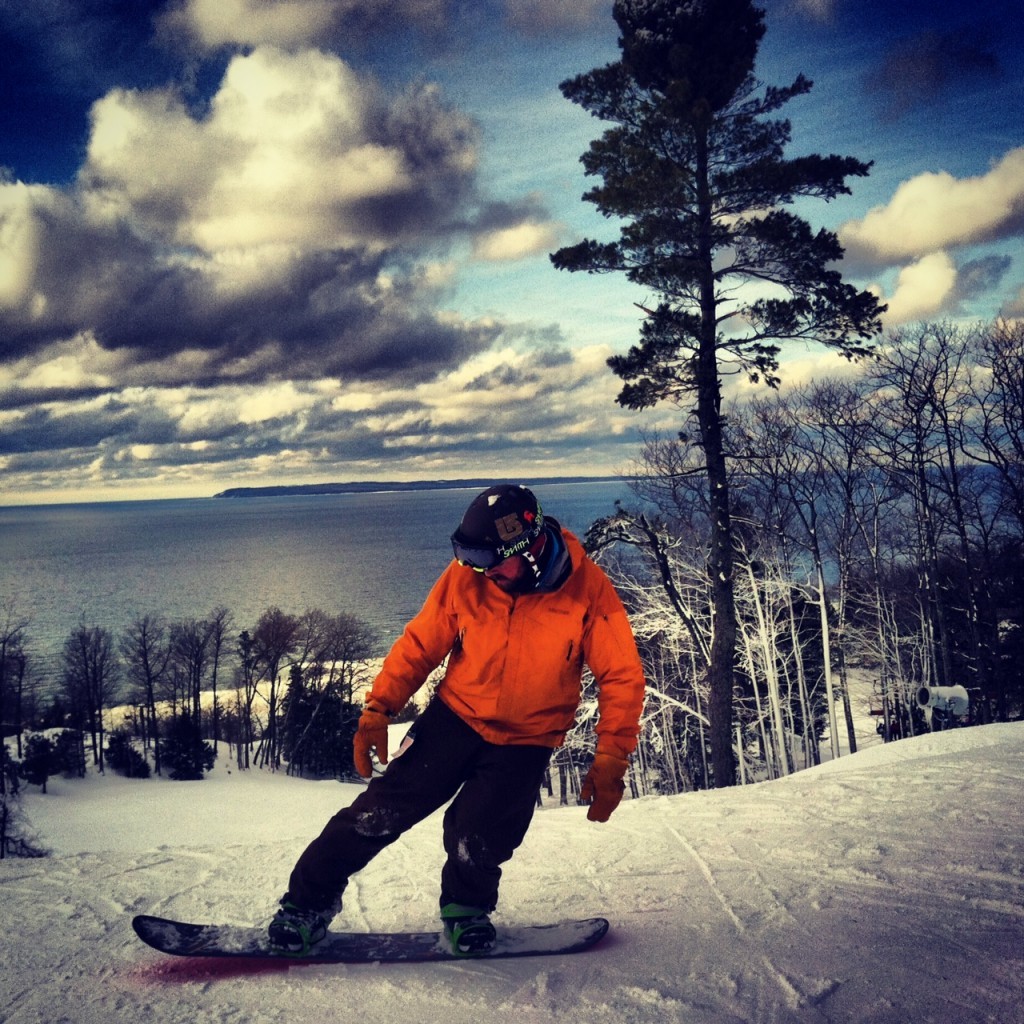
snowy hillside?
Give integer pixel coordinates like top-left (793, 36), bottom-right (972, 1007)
top-left (4, 722), bottom-right (1023, 1024)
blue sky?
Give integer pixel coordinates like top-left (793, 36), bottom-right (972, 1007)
top-left (1, 0), bottom-right (1022, 504)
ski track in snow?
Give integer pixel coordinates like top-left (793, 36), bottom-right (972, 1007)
top-left (2, 724), bottom-right (1023, 1024)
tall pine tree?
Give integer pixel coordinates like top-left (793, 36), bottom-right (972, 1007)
top-left (553, 0), bottom-right (884, 786)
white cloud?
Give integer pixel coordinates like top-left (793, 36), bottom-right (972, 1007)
top-left (330, 390), bottom-right (380, 413)
top-left (839, 147), bottom-right (1024, 266)
top-left (160, 0), bottom-right (338, 49)
top-left (82, 47), bottom-right (466, 252)
top-left (0, 183), bottom-right (47, 310)
top-left (0, 47), bottom-right (497, 385)
top-left (877, 252), bottom-right (959, 325)
top-left (158, 0), bottom-right (447, 51)
top-left (237, 381), bottom-right (313, 424)
top-left (743, 347), bottom-right (866, 395)
top-left (15, 336), bottom-right (116, 392)
top-left (473, 220), bottom-right (563, 262)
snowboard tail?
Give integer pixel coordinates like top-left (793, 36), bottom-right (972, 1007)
top-left (132, 913), bottom-right (609, 963)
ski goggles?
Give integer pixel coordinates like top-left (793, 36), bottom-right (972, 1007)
top-left (450, 532), bottom-right (503, 571)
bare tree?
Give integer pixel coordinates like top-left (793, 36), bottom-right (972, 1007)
top-left (965, 320), bottom-right (1024, 531)
top-left (206, 607), bottom-right (233, 745)
top-left (0, 601), bottom-right (31, 758)
top-left (170, 619), bottom-right (213, 724)
top-left (866, 325), bottom-right (999, 706)
top-left (282, 609), bottom-right (378, 777)
top-left (61, 623), bottom-right (120, 771)
top-left (234, 629), bottom-right (259, 770)
top-left (252, 607), bottom-right (299, 770)
top-left (120, 614), bottom-right (171, 774)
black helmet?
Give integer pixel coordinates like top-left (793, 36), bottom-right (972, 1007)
top-left (450, 484), bottom-right (544, 570)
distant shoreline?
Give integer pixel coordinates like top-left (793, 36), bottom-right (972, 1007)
top-left (212, 476), bottom-right (621, 498)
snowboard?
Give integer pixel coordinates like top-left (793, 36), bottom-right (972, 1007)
top-left (132, 913), bottom-right (609, 963)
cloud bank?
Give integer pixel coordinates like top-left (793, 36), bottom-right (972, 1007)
top-left (0, 45), bottom-right (545, 391)
top-left (839, 147), bottom-right (1024, 324)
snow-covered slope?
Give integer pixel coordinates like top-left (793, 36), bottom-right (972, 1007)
top-left (4, 723), bottom-right (1022, 1024)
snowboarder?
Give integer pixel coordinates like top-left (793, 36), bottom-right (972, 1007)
top-left (269, 484), bottom-right (646, 956)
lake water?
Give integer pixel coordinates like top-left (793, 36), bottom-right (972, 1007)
top-left (0, 481), bottom-right (632, 680)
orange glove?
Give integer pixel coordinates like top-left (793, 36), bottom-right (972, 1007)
top-left (353, 703), bottom-right (390, 778)
top-left (580, 752), bottom-right (628, 822)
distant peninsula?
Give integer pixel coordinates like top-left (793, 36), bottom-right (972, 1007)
top-left (213, 476), bottom-right (619, 498)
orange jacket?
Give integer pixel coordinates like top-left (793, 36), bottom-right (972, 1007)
top-left (368, 530), bottom-right (645, 759)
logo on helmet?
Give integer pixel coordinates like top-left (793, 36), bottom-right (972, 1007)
top-left (495, 513), bottom-right (526, 543)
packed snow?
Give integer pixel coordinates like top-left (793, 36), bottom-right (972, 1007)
top-left (3, 721), bottom-right (1023, 1024)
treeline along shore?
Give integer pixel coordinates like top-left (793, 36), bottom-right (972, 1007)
top-left (213, 477), bottom-right (618, 498)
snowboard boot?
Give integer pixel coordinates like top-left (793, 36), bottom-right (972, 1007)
top-left (441, 902), bottom-right (497, 957)
top-left (268, 900), bottom-right (328, 956)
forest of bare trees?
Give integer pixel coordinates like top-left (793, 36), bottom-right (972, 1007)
top-left (579, 321), bottom-right (1024, 796)
top-left (1, 601), bottom-right (380, 805)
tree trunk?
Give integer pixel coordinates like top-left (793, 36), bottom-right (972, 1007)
top-left (695, 129), bottom-right (737, 788)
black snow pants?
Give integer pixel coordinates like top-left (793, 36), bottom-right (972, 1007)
top-left (284, 698), bottom-right (553, 917)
